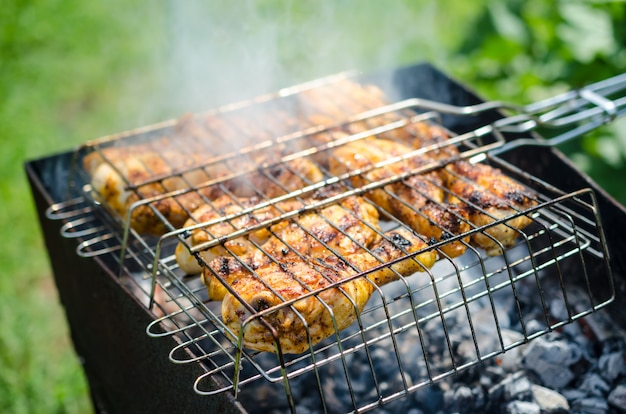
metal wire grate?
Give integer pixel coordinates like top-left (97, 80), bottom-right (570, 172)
top-left (46, 71), bottom-right (622, 413)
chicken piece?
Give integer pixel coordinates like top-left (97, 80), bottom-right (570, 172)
top-left (404, 121), bottom-right (538, 255)
top-left (389, 187), bottom-right (470, 258)
top-left (176, 184), bottom-right (359, 275)
top-left (325, 81), bottom-right (417, 141)
top-left (444, 160), bottom-right (537, 255)
top-left (233, 157), bottom-right (325, 198)
top-left (203, 195), bottom-right (382, 301)
top-left (175, 195), bottom-right (306, 275)
top-left (85, 140), bottom-right (324, 235)
top-left (298, 79), bottom-right (413, 141)
top-left (405, 120), bottom-right (460, 161)
top-left (330, 138), bottom-right (471, 257)
top-left (181, 109), bottom-right (328, 192)
top-left (84, 145), bottom-right (223, 235)
top-left (219, 227), bottom-right (436, 354)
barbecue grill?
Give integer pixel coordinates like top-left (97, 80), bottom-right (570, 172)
top-left (27, 63), bottom-right (626, 413)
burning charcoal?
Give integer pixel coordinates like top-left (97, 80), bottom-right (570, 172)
top-left (583, 311), bottom-right (624, 343)
top-left (455, 337), bottom-right (481, 363)
top-left (599, 352), bottom-right (625, 382)
top-left (561, 388), bottom-right (586, 402)
top-left (528, 334), bottom-right (583, 365)
top-left (505, 400), bottom-right (540, 414)
top-left (506, 377), bottom-right (533, 402)
top-left (569, 397), bottom-right (609, 414)
top-left (442, 385), bottom-right (485, 414)
top-left (524, 319), bottom-right (544, 335)
top-left (487, 371), bottom-right (534, 409)
top-left (482, 365), bottom-right (507, 389)
top-left (550, 298), bottom-right (570, 321)
top-left (602, 337), bottom-right (626, 355)
top-left (608, 384), bottom-right (626, 411)
top-left (412, 384), bottom-right (444, 413)
top-left (495, 329), bottom-right (527, 371)
top-left (562, 319), bottom-right (591, 349)
top-left (531, 384), bottom-right (570, 413)
top-left (520, 335), bottom-right (581, 389)
top-left (524, 361), bottom-right (575, 390)
top-left (579, 373), bottom-right (611, 397)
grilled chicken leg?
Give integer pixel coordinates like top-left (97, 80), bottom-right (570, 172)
top-left (175, 194), bottom-right (306, 275)
top-left (86, 142), bottom-right (323, 235)
top-left (330, 138), bottom-right (471, 257)
top-left (203, 195), bottom-right (382, 301)
top-left (404, 122), bottom-right (538, 255)
top-left (220, 227), bottom-right (436, 353)
top-left (443, 160), bottom-right (537, 255)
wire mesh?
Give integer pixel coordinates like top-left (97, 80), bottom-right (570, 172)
top-left (47, 72), bottom-right (618, 413)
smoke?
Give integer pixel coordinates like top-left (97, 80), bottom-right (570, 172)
top-left (160, 1), bottom-right (444, 114)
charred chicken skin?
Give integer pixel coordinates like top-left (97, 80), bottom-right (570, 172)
top-left (174, 194), bottom-right (306, 275)
top-left (330, 138), bottom-right (471, 258)
top-left (203, 195), bottom-right (382, 301)
top-left (402, 121), bottom-right (537, 255)
top-left (85, 134), bottom-right (324, 235)
top-left (219, 227), bottom-right (436, 353)
top-left (442, 160), bottom-right (537, 255)
top-left (84, 146), bottom-right (218, 235)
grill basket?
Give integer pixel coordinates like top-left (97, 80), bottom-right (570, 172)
top-left (37, 63), bottom-right (625, 413)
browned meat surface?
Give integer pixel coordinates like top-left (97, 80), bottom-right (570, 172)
top-left (219, 227), bottom-right (436, 353)
top-left (175, 195), bottom-right (306, 275)
top-left (84, 145), bottom-right (221, 235)
top-left (85, 128), bottom-right (324, 235)
top-left (444, 160), bottom-right (537, 255)
top-left (203, 195), bottom-right (382, 301)
top-left (330, 138), bottom-right (471, 257)
top-left (404, 121), bottom-right (537, 255)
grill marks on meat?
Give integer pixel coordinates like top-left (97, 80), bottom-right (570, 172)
top-left (85, 78), bottom-right (540, 354)
top-left (443, 161), bottom-right (537, 255)
top-left (396, 121), bottom-right (537, 254)
top-left (203, 195), bottom-right (382, 302)
top-left (329, 138), bottom-right (472, 258)
top-left (85, 146), bottom-right (218, 234)
top-left (84, 139), bottom-right (324, 235)
top-left (174, 195), bottom-right (307, 275)
top-left (220, 227), bottom-right (436, 353)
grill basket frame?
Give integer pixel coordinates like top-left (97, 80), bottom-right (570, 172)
top-left (27, 63), bottom-right (626, 414)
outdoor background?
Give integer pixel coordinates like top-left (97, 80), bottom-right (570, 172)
top-left (1, 1), bottom-right (625, 412)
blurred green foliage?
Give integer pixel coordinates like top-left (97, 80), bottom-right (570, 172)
top-left (1, 2), bottom-right (165, 413)
top-left (448, 0), bottom-right (626, 204)
top-left (1, 1), bottom-right (624, 413)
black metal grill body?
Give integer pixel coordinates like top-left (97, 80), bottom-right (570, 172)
top-left (26, 63), bottom-right (626, 413)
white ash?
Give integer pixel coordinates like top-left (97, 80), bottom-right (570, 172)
top-left (235, 279), bottom-right (625, 414)
top-left (608, 384), bottom-right (626, 411)
top-left (570, 397), bottom-right (610, 414)
top-left (531, 384), bottom-right (570, 413)
top-left (520, 335), bottom-right (581, 389)
top-left (505, 400), bottom-right (541, 414)
top-left (600, 352), bottom-right (626, 383)
top-left (579, 373), bottom-right (611, 397)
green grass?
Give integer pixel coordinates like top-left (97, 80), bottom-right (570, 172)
top-left (1, 1), bottom-right (625, 413)
top-left (1, 1), bottom-right (167, 412)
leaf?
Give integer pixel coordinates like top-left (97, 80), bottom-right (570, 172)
top-left (596, 135), bottom-right (623, 168)
top-left (557, 2), bottom-right (617, 63)
top-left (487, 1), bottom-right (528, 45)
